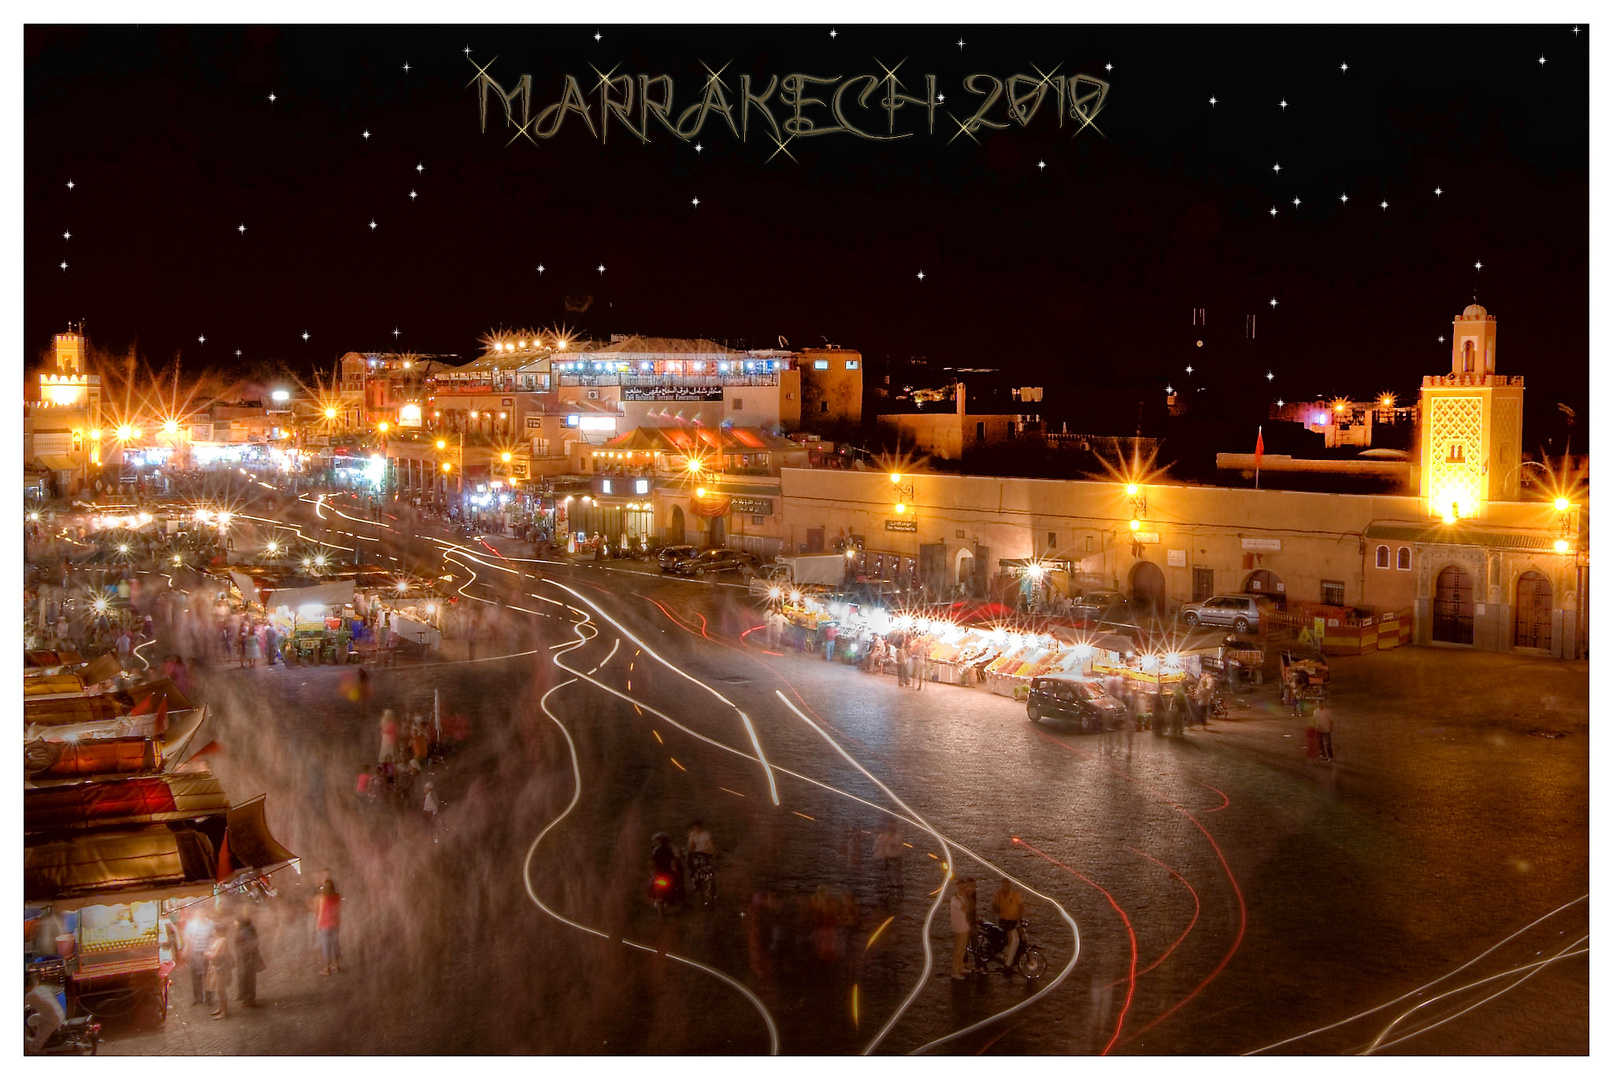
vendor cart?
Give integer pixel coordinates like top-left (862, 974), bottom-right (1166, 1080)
top-left (1281, 649), bottom-right (1330, 706)
top-left (1219, 635), bottom-right (1267, 686)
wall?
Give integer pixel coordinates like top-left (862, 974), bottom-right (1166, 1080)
top-left (796, 349), bottom-right (864, 429)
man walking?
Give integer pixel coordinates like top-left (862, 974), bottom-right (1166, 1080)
top-left (994, 878), bottom-right (1025, 972)
top-left (912, 639), bottom-right (928, 691)
top-left (1313, 699), bottom-right (1335, 762)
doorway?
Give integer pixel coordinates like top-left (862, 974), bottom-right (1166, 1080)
top-left (1242, 569), bottom-right (1285, 610)
top-left (1432, 565), bottom-right (1475, 645)
top-left (668, 506), bottom-right (685, 545)
top-left (1128, 560), bottom-right (1167, 615)
top-left (1514, 571), bottom-right (1552, 651)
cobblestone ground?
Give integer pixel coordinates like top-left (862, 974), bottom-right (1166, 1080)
top-left (94, 504), bottom-right (1588, 1055)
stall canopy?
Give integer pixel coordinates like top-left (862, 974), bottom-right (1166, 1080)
top-left (79, 653), bottom-right (125, 687)
top-left (24, 679), bottom-right (194, 730)
top-left (25, 772), bottom-right (232, 834)
top-left (25, 824), bottom-right (221, 904)
top-left (219, 797), bottom-right (297, 877)
top-left (267, 579), bottom-right (355, 612)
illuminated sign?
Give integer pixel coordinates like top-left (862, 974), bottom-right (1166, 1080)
top-left (399, 403), bottom-right (423, 427)
top-left (885, 519), bottom-right (917, 532)
top-left (621, 386), bottom-right (724, 402)
top-left (731, 496), bottom-right (773, 515)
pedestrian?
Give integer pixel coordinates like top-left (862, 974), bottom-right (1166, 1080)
top-left (1313, 699), bottom-right (1335, 762)
top-left (314, 879), bottom-right (342, 975)
top-left (181, 908), bottom-right (217, 1006)
top-left (823, 622), bottom-right (838, 662)
top-left (356, 666), bottom-right (371, 720)
top-left (895, 641), bottom-right (909, 688)
top-left (378, 708), bottom-right (398, 763)
top-left (233, 915), bottom-right (265, 1007)
top-left (206, 930), bottom-right (235, 1019)
top-left (244, 627), bottom-right (261, 668)
top-left (994, 878), bottom-right (1025, 972)
top-left (949, 879), bottom-right (972, 979)
top-left (873, 821), bottom-right (904, 900)
top-left (410, 724), bottom-right (430, 769)
top-left (912, 639), bottom-right (928, 692)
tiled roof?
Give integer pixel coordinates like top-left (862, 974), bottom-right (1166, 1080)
top-left (1364, 522), bottom-right (1563, 551)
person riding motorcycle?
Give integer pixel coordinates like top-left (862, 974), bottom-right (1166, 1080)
top-left (685, 820), bottom-right (717, 898)
top-left (649, 832), bottom-right (684, 905)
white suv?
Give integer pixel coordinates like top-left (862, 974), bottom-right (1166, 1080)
top-left (1179, 594), bottom-right (1264, 632)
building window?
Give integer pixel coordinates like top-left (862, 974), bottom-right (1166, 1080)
top-left (1321, 579), bottom-right (1345, 606)
top-left (635, 479), bottom-right (649, 495)
top-left (1376, 545), bottom-right (1390, 569)
top-left (845, 360), bottom-right (859, 370)
top-left (820, 401), bottom-right (829, 413)
top-left (1397, 546), bottom-right (1412, 571)
top-left (814, 360), bottom-right (829, 370)
top-left (1446, 442), bottom-right (1466, 463)
top-left (752, 514), bottom-right (766, 525)
top-left (1084, 535), bottom-right (1094, 552)
top-left (733, 398), bottom-right (743, 411)
top-left (1047, 531), bottom-right (1056, 549)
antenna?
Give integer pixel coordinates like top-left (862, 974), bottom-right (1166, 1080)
top-left (778, 335), bottom-right (789, 349)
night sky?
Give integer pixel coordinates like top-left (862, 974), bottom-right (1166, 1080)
top-left (25, 22), bottom-right (1589, 447)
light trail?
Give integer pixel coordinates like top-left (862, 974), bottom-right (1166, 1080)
top-left (1245, 893), bottom-right (1589, 1054)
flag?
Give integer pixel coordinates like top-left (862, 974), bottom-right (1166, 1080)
top-left (1254, 426), bottom-right (1265, 468)
top-left (215, 830), bottom-right (233, 881)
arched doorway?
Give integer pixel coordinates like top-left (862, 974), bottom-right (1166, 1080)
top-left (1129, 561), bottom-right (1167, 615)
top-left (954, 548), bottom-right (976, 596)
top-left (668, 506), bottom-right (685, 545)
top-left (1242, 569), bottom-right (1285, 610)
top-left (1514, 571), bottom-right (1552, 651)
top-left (1432, 565), bottom-right (1475, 644)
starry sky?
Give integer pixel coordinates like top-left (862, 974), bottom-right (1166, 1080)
top-left (25, 23), bottom-right (1588, 450)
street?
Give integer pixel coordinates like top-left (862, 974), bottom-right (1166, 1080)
top-left (102, 489), bottom-right (1590, 1056)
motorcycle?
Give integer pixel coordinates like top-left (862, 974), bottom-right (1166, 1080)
top-left (25, 1012), bottom-right (101, 1055)
top-left (966, 917), bottom-right (1047, 979)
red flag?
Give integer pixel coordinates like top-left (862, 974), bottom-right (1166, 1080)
top-left (1254, 426), bottom-right (1265, 467)
top-left (215, 830), bottom-right (233, 881)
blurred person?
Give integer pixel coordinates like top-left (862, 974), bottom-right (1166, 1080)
top-left (115, 628), bottom-right (132, 667)
top-left (244, 626), bottom-right (261, 667)
top-left (206, 930), bottom-right (235, 1018)
top-left (810, 885), bottom-right (839, 962)
top-left (949, 879), bottom-right (972, 979)
top-left (181, 908), bottom-right (217, 1006)
top-left (873, 821), bottom-right (904, 899)
top-left (378, 708), bottom-right (399, 763)
top-left (994, 878), bottom-right (1025, 972)
top-left (234, 915), bottom-right (265, 1007)
top-left (649, 832), bottom-right (684, 906)
top-left (912, 639), bottom-right (928, 692)
top-left (1313, 699), bottom-right (1335, 762)
top-left (410, 724), bottom-right (430, 769)
top-left (24, 969), bottom-right (66, 1054)
top-left (314, 879), bottom-right (342, 975)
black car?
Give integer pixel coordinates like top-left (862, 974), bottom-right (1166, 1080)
top-left (657, 545), bottom-right (699, 572)
top-left (1069, 590), bottom-right (1131, 625)
top-left (668, 548), bottom-right (755, 576)
top-left (1025, 676), bottom-right (1128, 733)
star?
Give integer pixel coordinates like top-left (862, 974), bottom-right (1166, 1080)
top-left (237, 223), bottom-right (246, 234)
top-left (1166, 385), bottom-right (1174, 394)
top-left (198, 335), bottom-right (206, 345)
top-left (369, 219), bottom-right (377, 230)
top-left (409, 191), bottom-right (417, 200)
top-left (1438, 335), bottom-right (1445, 344)
top-left (1279, 98), bottom-right (1288, 109)
top-left (1340, 62), bottom-right (1349, 73)
top-left (1380, 200), bottom-right (1389, 210)
top-left (916, 270), bottom-right (926, 281)
top-left (1273, 162), bottom-right (1282, 173)
top-left (1186, 365), bottom-right (1194, 375)
top-left (1037, 160), bottom-right (1046, 172)
top-left (302, 331), bottom-right (311, 342)
top-left (235, 350), bottom-right (242, 357)
top-left (957, 38), bottom-right (965, 49)
top-left (937, 92), bottom-right (945, 103)
top-left (1434, 186), bottom-right (1443, 197)
top-left (1266, 372), bottom-right (1275, 380)
top-left (403, 62), bottom-right (411, 73)
top-left (1208, 95), bottom-right (1217, 107)
top-left (1339, 193), bottom-right (1349, 203)
top-left (1539, 56), bottom-right (1547, 65)
top-left (464, 46), bottom-right (471, 55)
top-left (62, 230), bottom-right (71, 240)
top-left (593, 32), bottom-right (602, 43)
top-left (694, 142), bottom-right (703, 152)
top-left (416, 163), bottom-right (425, 174)
top-left (392, 328), bottom-right (401, 339)
top-left (59, 260), bottom-right (67, 271)
top-left (1474, 261), bottom-right (1483, 271)
top-left (267, 92), bottom-right (276, 103)
top-left (1293, 196), bottom-right (1301, 207)
top-left (691, 197), bottom-right (700, 207)
top-left (1276, 399), bottom-right (1284, 407)
top-left (1105, 63), bottom-right (1113, 72)
top-left (1269, 297), bottom-right (1279, 308)
top-left (829, 28), bottom-right (838, 39)
top-left (535, 264), bottom-right (545, 274)
top-left (597, 263), bottom-right (606, 274)
top-left (1573, 26), bottom-right (1579, 36)
top-left (65, 180), bottom-right (74, 190)
top-left (1269, 206), bottom-right (1278, 217)
top-left (362, 129), bottom-right (371, 139)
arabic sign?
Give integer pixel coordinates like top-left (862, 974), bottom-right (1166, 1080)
top-left (622, 386), bottom-right (724, 402)
top-left (730, 496), bottom-right (773, 515)
top-left (885, 519), bottom-right (917, 532)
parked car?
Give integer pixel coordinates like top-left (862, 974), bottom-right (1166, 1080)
top-left (1069, 590), bottom-right (1131, 625)
top-left (1178, 593), bottom-right (1265, 633)
top-left (668, 548), bottom-right (756, 576)
top-left (1025, 676), bottom-right (1128, 733)
top-left (657, 545), bottom-right (699, 572)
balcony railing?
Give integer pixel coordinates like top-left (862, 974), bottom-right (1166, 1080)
top-left (557, 372), bottom-right (780, 388)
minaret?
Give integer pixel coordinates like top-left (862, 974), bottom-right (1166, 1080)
top-left (1418, 302), bottom-right (1525, 517)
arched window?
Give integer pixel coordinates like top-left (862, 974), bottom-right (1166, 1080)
top-left (1462, 341), bottom-right (1475, 372)
top-left (1397, 546), bottom-right (1411, 571)
top-left (1375, 545), bottom-right (1390, 569)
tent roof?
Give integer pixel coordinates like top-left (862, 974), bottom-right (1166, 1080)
top-left (25, 771), bottom-right (232, 834)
